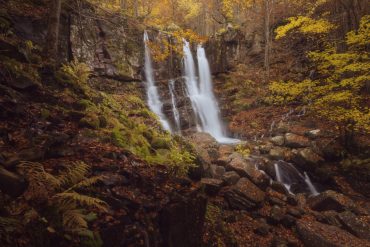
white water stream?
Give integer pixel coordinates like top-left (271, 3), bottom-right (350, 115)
top-left (183, 41), bottom-right (239, 144)
top-left (274, 160), bottom-right (319, 196)
top-left (168, 79), bottom-right (181, 132)
top-left (143, 31), bottom-right (171, 132)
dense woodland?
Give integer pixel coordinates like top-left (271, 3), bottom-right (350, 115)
top-left (0, 0), bottom-right (369, 246)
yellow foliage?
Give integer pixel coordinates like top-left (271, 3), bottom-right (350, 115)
top-left (269, 16), bottom-right (370, 134)
top-left (275, 16), bottom-right (335, 39)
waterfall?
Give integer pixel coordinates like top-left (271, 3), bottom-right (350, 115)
top-left (274, 160), bottom-right (319, 195)
top-left (143, 31), bottom-right (171, 132)
top-left (182, 41), bottom-right (239, 144)
top-left (168, 79), bottom-right (181, 132)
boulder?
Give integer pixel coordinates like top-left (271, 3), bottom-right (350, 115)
top-left (222, 171), bottom-right (240, 185)
top-left (270, 136), bottom-right (285, 146)
top-left (338, 211), bottom-right (370, 240)
top-left (187, 133), bottom-right (219, 164)
top-left (200, 178), bottom-right (224, 195)
top-left (268, 147), bottom-right (287, 160)
top-left (226, 156), bottom-right (269, 189)
top-left (209, 165), bottom-right (225, 179)
top-left (225, 178), bottom-right (265, 210)
top-left (297, 219), bottom-right (370, 247)
top-left (284, 133), bottom-right (310, 148)
top-left (307, 190), bottom-right (354, 212)
top-left (292, 148), bottom-right (324, 169)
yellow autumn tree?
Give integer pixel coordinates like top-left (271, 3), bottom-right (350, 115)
top-left (269, 15), bottom-right (370, 146)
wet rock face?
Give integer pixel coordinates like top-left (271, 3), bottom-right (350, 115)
top-left (205, 28), bottom-right (263, 74)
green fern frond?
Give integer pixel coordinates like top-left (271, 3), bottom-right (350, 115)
top-left (58, 161), bottom-right (90, 187)
top-left (62, 209), bottom-right (88, 231)
top-left (65, 176), bottom-right (104, 192)
top-left (53, 192), bottom-right (108, 212)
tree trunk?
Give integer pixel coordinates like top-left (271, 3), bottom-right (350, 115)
top-left (43, 0), bottom-right (62, 64)
top-left (264, 0), bottom-right (271, 83)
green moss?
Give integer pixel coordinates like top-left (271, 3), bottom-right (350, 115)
top-left (79, 113), bottom-right (100, 129)
top-left (151, 137), bottom-right (171, 150)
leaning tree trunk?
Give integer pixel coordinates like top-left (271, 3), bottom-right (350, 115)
top-left (43, 0), bottom-right (62, 64)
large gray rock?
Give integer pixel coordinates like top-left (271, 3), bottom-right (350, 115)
top-left (297, 219), bottom-right (370, 247)
top-left (284, 133), bottom-right (310, 148)
top-left (225, 178), bottom-right (265, 210)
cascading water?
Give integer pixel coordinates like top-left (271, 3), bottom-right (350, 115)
top-left (168, 79), bottom-right (181, 132)
top-left (182, 40), bottom-right (239, 143)
top-left (143, 31), bottom-right (171, 132)
top-left (274, 160), bottom-right (319, 195)
top-left (304, 172), bottom-right (319, 196)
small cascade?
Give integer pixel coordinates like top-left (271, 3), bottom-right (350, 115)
top-left (304, 172), bottom-right (319, 196)
top-left (182, 40), bottom-right (239, 144)
top-left (274, 160), bottom-right (319, 195)
top-left (168, 79), bottom-right (181, 132)
top-left (143, 31), bottom-right (171, 132)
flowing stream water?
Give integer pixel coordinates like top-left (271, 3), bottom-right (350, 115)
top-left (143, 31), bottom-right (171, 132)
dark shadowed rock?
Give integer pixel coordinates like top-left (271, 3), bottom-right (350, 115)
top-left (268, 205), bottom-right (286, 224)
top-left (269, 147), bottom-right (287, 160)
top-left (200, 178), bottom-right (224, 195)
top-left (225, 178), bottom-right (265, 210)
top-left (222, 171), bottom-right (240, 185)
top-left (160, 193), bottom-right (207, 247)
top-left (338, 211), bottom-right (370, 240)
top-left (271, 181), bottom-right (290, 195)
top-left (284, 133), bottom-right (310, 148)
top-left (307, 190), bottom-right (354, 212)
top-left (297, 219), bottom-right (370, 247)
top-left (0, 166), bottom-right (27, 197)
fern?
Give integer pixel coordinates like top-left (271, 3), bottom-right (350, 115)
top-left (65, 176), bottom-right (104, 192)
top-left (62, 209), bottom-right (88, 230)
top-left (57, 161), bottom-right (90, 187)
top-left (53, 192), bottom-right (108, 212)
